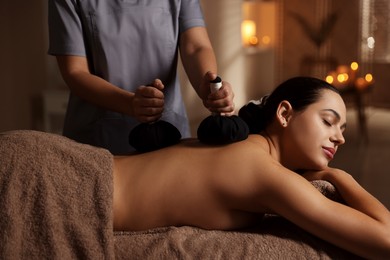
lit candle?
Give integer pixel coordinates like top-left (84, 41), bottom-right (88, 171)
top-left (241, 20), bottom-right (257, 47)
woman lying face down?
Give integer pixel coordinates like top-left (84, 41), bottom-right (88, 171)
top-left (112, 77), bottom-right (390, 259)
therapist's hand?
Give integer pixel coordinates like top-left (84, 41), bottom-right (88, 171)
top-left (201, 72), bottom-right (235, 116)
top-left (132, 79), bottom-right (165, 123)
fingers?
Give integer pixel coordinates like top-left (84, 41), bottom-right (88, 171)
top-left (138, 84), bottom-right (164, 99)
top-left (204, 81), bottom-right (235, 114)
top-left (205, 71), bottom-right (218, 82)
top-left (133, 82), bottom-right (165, 123)
top-left (200, 72), bottom-right (236, 115)
top-left (204, 97), bottom-right (235, 114)
top-left (152, 78), bottom-right (164, 91)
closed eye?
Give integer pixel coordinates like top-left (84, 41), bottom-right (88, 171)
top-left (323, 119), bottom-right (332, 126)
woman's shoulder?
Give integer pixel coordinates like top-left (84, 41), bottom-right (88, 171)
top-left (134, 135), bottom-right (272, 164)
top-left (228, 134), bottom-right (271, 156)
top-left (179, 135), bottom-right (270, 153)
top-left (242, 134), bottom-right (269, 147)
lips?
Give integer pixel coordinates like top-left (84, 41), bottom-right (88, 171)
top-left (323, 147), bottom-right (336, 159)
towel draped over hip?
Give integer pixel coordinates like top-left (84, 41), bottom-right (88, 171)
top-left (0, 130), bottom-right (114, 259)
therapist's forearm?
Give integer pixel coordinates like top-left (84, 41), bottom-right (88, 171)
top-left (181, 46), bottom-right (217, 98)
top-left (179, 27), bottom-right (218, 100)
top-left (66, 71), bottom-right (135, 115)
top-left (56, 56), bottom-right (135, 116)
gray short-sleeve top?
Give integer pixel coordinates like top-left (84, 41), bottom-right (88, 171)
top-left (48, 0), bottom-right (205, 154)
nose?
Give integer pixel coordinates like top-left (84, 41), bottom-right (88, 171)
top-left (331, 128), bottom-right (345, 146)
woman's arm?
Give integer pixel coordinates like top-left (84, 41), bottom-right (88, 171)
top-left (56, 55), bottom-right (164, 122)
top-left (303, 167), bottom-right (390, 229)
top-left (262, 166), bottom-right (390, 259)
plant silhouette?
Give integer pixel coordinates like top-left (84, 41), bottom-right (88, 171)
top-left (290, 11), bottom-right (339, 48)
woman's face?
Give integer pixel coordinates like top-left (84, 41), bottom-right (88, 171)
top-left (282, 89), bottom-right (347, 171)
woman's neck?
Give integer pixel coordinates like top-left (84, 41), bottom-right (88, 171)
top-left (261, 128), bottom-right (297, 172)
top-left (261, 130), bottom-right (280, 163)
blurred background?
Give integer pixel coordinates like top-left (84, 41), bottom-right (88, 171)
top-left (1, 0), bottom-right (389, 207)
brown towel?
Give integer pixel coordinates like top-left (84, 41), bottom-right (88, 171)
top-left (0, 130), bottom-right (114, 259)
top-left (114, 221), bottom-right (359, 259)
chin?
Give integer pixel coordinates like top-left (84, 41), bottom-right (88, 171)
top-left (315, 162), bottom-right (329, 170)
top-left (297, 154), bottom-right (329, 171)
top-left (306, 160), bottom-right (328, 171)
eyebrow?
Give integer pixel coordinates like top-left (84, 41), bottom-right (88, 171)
top-left (321, 109), bottom-right (347, 129)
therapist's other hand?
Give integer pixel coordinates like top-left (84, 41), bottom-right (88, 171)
top-left (201, 72), bottom-right (235, 116)
top-left (132, 79), bottom-right (165, 123)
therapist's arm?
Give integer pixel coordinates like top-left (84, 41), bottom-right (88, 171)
top-left (56, 55), bottom-right (164, 123)
top-left (179, 27), bottom-right (235, 115)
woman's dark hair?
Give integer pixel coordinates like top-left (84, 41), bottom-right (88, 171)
top-left (238, 76), bottom-right (340, 134)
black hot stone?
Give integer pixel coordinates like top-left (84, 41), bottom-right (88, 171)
top-left (129, 120), bottom-right (181, 153)
top-left (197, 115), bottom-right (249, 145)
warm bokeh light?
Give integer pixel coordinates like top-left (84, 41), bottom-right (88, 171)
top-left (365, 73), bottom-right (374, 82)
top-left (241, 20), bottom-right (256, 46)
top-left (350, 62), bottom-right (359, 71)
top-left (325, 62), bottom-right (374, 91)
top-left (249, 36), bottom-right (259, 46)
top-left (261, 35), bottom-right (271, 45)
top-left (337, 73), bottom-right (349, 83)
top-left (325, 75), bottom-right (334, 84)
top-left (242, 1), bottom-right (276, 49)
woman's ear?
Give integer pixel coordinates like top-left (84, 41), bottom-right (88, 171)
top-left (276, 100), bottom-right (293, 127)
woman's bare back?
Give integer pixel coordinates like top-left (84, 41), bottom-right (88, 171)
top-left (113, 135), bottom-right (272, 231)
top-left (112, 134), bottom-right (390, 260)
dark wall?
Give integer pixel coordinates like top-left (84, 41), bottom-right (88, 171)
top-left (0, 1), bottom-right (48, 131)
top-left (279, 0), bottom-right (390, 108)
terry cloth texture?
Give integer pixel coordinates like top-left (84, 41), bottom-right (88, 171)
top-left (0, 130), bottom-right (114, 259)
top-left (114, 217), bottom-right (359, 259)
